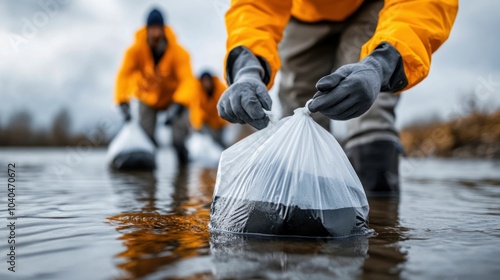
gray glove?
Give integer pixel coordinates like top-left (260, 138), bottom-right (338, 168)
top-left (217, 47), bottom-right (272, 130)
top-left (164, 103), bottom-right (185, 126)
top-left (119, 102), bottom-right (131, 122)
top-left (308, 42), bottom-right (406, 120)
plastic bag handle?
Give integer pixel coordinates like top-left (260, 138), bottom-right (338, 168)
top-left (263, 110), bottom-right (278, 124)
top-left (264, 99), bottom-right (313, 125)
top-left (305, 99), bottom-right (313, 115)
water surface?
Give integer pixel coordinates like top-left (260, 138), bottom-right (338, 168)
top-left (0, 148), bottom-right (499, 279)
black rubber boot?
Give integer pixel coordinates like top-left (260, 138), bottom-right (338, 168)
top-left (174, 143), bottom-right (189, 166)
top-left (345, 140), bottom-right (402, 197)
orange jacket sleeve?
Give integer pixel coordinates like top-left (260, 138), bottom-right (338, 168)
top-left (360, 0), bottom-right (458, 91)
top-left (115, 46), bottom-right (139, 104)
top-left (225, 0), bottom-right (292, 89)
top-left (171, 46), bottom-right (198, 108)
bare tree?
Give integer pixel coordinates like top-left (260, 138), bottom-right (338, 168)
top-left (51, 108), bottom-right (72, 145)
top-left (5, 110), bottom-right (34, 146)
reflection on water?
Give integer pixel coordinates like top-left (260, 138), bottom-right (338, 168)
top-left (107, 167), bottom-right (213, 279)
top-left (106, 164), bottom-right (410, 279)
top-left (109, 171), bottom-right (158, 212)
top-left (208, 198), bottom-right (408, 280)
top-left (0, 150), bottom-right (499, 279)
top-left (362, 198), bottom-right (408, 279)
top-left (210, 233), bottom-right (369, 279)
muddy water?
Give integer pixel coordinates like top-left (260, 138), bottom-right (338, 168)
top-left (0, 148), bottom-right (499, 279)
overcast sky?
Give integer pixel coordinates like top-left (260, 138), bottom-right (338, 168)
top-left (1, 0), bottom-right (499, 134)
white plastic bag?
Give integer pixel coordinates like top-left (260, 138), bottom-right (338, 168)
top-left (186, 132), bottom-right (224, 166)
top-left (210, 105), bottom-right (372, 238)
top-left (107, 122), bottom-right (156, 170)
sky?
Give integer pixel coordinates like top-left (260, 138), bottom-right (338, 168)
top-left (0, 0), bottom-right (499, 135)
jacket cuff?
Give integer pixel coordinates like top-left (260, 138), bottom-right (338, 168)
top-left (369, 42), bottom-right (408, 92)
top-left (226, 46), bottom-right (271, 86)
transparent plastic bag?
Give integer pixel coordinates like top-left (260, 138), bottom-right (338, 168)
top-left (187, 132), bottom-right (223, 166)
top-left (107, 122), bottom-right (156, 170)
top-left (210, 103), bottom-right (372, 238)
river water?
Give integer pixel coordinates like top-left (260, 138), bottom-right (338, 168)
top-left (0, 148), bottom-right (499, 279)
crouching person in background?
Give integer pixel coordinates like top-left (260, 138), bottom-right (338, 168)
top-left (188, 71), bottom-right (228, 149)
top-left (115, 8), bottom-right (198, 165)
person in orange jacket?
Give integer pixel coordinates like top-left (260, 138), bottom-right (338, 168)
top-left (217, 0), bottom-right (458, 196)
top-left (115, 8), bottom-right (198, 164)
top-left (188, 71), bottom-right (228, 148)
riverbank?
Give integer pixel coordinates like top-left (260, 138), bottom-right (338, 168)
top-left (401, 110), bottom-right (500, 158)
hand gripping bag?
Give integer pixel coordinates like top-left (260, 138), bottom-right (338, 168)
top-left (210, 104), bottom-right (372, 238)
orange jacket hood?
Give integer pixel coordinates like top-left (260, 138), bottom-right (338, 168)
top-left (115, 26), bottom-right (197, 110)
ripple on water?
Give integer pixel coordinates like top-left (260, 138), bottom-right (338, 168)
top-left (0, 150), bottom-right (499, 279)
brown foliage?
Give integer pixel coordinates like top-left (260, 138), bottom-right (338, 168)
top-left (401, 111), bottom-right (500, 158)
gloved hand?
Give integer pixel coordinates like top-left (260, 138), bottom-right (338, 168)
top-left (119, 102), bottom-right (131, 122)
top-left (218, 47), bottom-right (272, 130)
top-left (164, 103), bottom-right (185, 126)
top-left (308, 42), bottom-right (406, 120)
top-left (164, 117), bottom-right (173, 126)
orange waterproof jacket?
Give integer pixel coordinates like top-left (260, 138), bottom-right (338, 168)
top-left (225, 0), bottom-right (458, 91)
top-left (115, 26), bottom-right (198, 110)
top-left (190, 77), bottom-right (228, 130)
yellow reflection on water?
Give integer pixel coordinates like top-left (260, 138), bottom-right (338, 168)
top-left (107, 168), bottom-right (215, 279)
